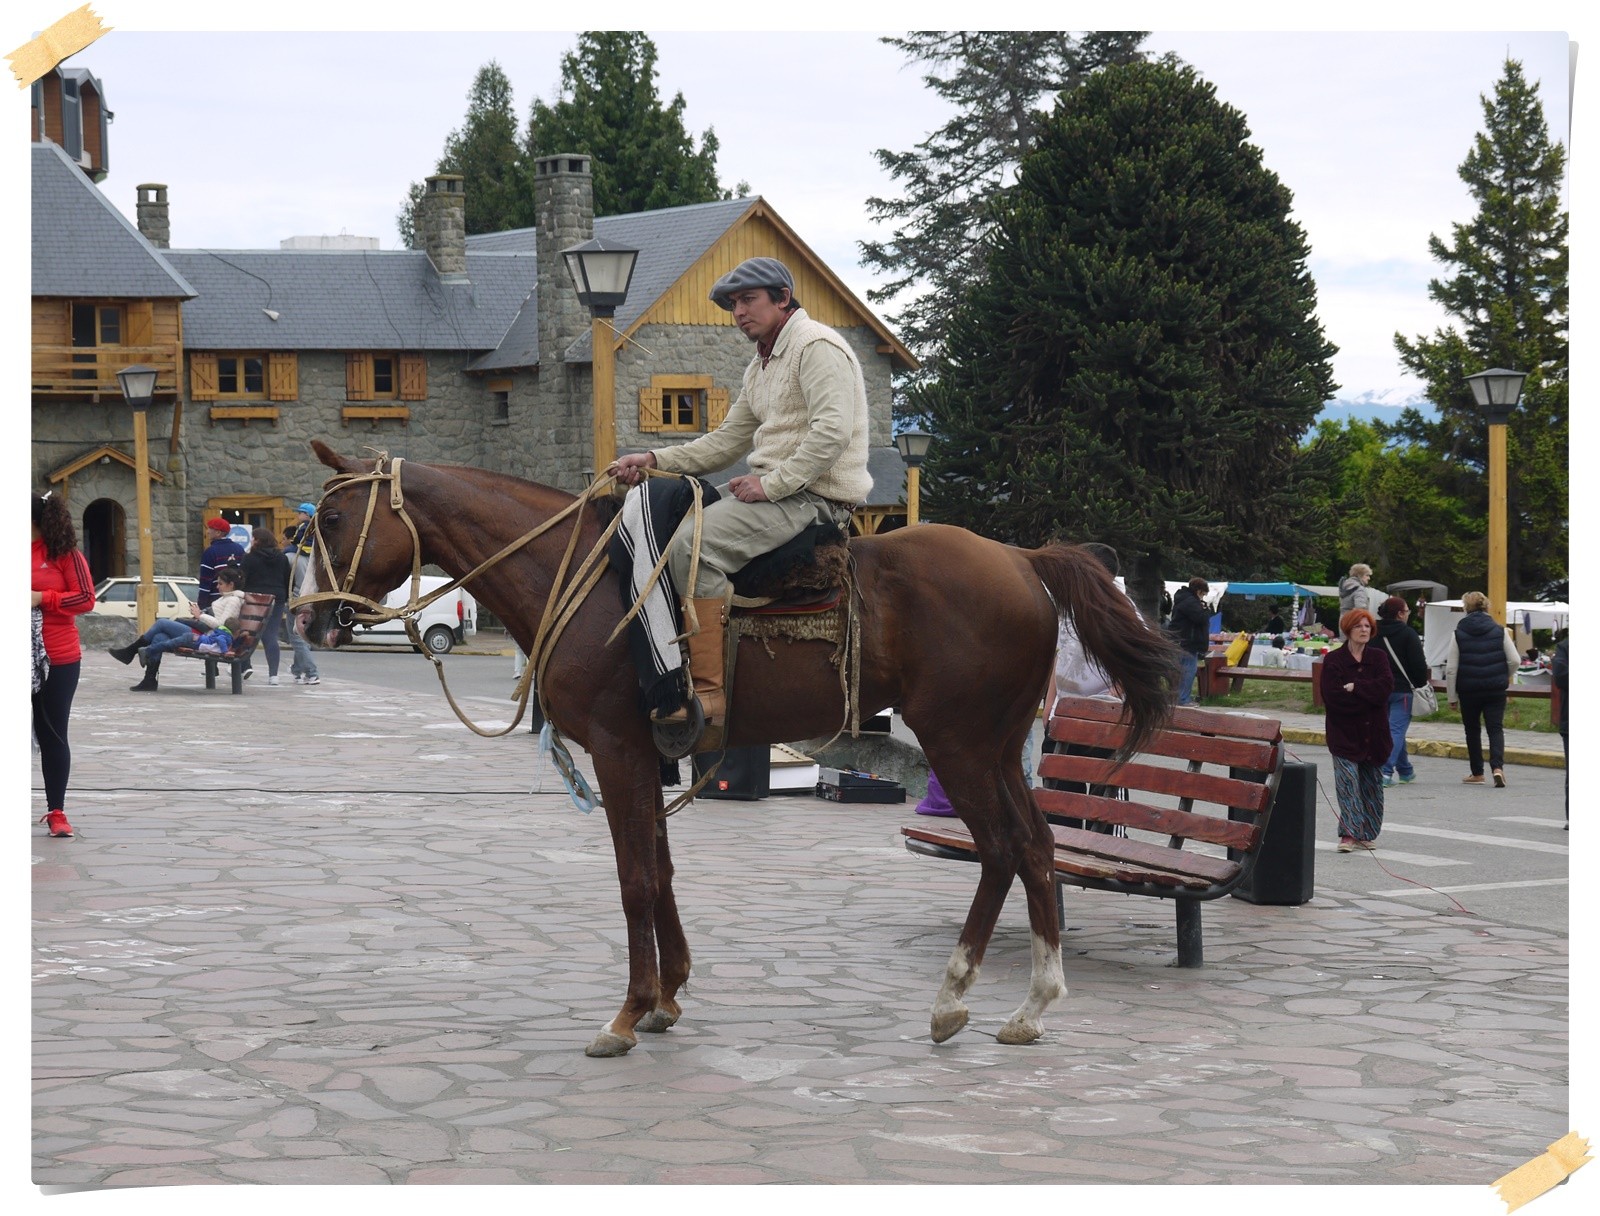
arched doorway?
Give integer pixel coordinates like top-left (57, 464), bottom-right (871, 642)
top-left (81, 498), bottom-right (126, 584)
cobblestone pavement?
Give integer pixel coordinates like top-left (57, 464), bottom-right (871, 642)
top-left (31, 654), bottom-right (1573, 1196)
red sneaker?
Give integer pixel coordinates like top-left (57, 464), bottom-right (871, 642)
top-left (41, 809), bottom-right (74, 838)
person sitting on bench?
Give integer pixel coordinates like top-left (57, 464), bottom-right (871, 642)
top-left (109, 566), bottom-right (244, 693)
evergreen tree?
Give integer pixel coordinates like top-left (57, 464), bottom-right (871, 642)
top-left (524, 32), bottom-right (729, 216)
top-left (860, 31), bottom-right (1150, 394)
top-left (912, 61), bottom-right (1338, 620)
top-left (397, 62), bottom-right (524, 247)
top-left (1391, 58), bottom-right (1568, 599)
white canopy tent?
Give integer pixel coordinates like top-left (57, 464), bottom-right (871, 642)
top-left (1421, 600), bottom-right (1570, 670)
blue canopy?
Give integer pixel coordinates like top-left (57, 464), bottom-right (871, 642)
top-left (1221, 582), bottom-right (1317, 599)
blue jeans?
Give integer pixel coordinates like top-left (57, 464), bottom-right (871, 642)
top-left (139, 618), bottom-right (199, 668)
top-left (1383, 690), bottom-right (1413, 778)
top-left (1177, 652), bottom-right (1199, 705)
top-left (286, 613), bottom-right (318, 677)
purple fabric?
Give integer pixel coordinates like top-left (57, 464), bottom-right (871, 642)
top-left (915, 769), bottom-right (957, 816)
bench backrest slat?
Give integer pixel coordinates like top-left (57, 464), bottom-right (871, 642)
top-left (1049, 716), bottom-right (1279, 772)
top-left (1035, 789), bottom-right (1258, 851)
top-left (234, 593), bottom-right (275, 643)
top-left (1057, 695), bottom-right (1284, 742)
top-left (1035, 754), bottom-right (1273, 814)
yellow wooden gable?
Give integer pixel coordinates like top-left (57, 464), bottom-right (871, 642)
top-left (619, 200), bottom-right (918, 371)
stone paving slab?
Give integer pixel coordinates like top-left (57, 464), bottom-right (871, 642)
top-left (30, 654), bottom-right (1571, 1194)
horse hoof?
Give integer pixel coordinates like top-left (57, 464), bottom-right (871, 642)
top-left (636, 1007), bottom-right (679, 1034)
top-left (997, 1018), bottom-right (1043, 1045)
top-left (584, 1029), bottom-right (636, 1057)
top-left (929, 1006), bottom-right (969, 1043)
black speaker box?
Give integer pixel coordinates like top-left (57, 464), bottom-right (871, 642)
top-left (1228, 759), bottom-right (1316, 905)
top-left (693, 746), bottom-right (771, 800)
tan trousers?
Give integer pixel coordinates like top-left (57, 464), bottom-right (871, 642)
top-left (666, 490), bottom-right (847, 601)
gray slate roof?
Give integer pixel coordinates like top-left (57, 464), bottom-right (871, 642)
top-left (162, 249), bottom-right (535, 351)
top-left (31, 142), bottom-right (196, 299)
top-left (465, 197), bottom-right (753, 371)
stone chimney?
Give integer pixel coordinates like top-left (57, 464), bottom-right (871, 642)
top-left (534, 154), bottom-right (595, 368)
top-left (135, 183), bottom-right (169, 248)
top-left (419, 173), bottom-right (467, 280)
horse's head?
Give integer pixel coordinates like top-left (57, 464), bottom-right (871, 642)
top-left (296, 441), bottom-right (418, 648)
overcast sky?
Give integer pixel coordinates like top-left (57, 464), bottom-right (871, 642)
top-left (11, 4), bottom-right (1576, 408)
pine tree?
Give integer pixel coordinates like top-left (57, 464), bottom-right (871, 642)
top-left (397, 62), bottom-right (523, 246)
top-left (1392, 58), bottom-right (1568, 599)
top-left (912, 61), bottom-right (1338, 619)
top-left (860, 31), bottom-right (1150, 393)
top-left (524, 32), bottom-right (728, 216)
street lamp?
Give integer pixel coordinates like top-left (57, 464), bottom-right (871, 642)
top-left (1465, 367), bottom-right (1527, 625)
top-left (115, 364), bottom-right (160, 633)
top-left (562, 237), bottom-right (639, 476)
top-left (894, 428), bottom-right (932, 526)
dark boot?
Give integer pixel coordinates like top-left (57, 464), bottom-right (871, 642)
top-left (107, 642), bottom-right (139, 665)
top-left (130, 668), bottom-right (159, 692)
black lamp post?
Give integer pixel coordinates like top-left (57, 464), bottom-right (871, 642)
top-left (115, 364), bottom-right (160, 632)
top-left (894, 429), bottom-right (932, 525)
top-left (1464, 367), bottom-right (1527, 624)
top-left (562, 239), bottom-right (640, 478)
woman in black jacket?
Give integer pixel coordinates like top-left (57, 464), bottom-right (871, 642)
top-left (1374, 596), bottom-right (1430, 786)
top-left (1445, 591), bottom-right (1522, 786)
top-left (239, 526), bottom-right (290, 685)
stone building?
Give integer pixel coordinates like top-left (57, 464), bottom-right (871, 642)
top-left (30, 80), bottom-right (915, 586)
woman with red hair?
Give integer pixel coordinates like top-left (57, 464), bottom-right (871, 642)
top-left (31, 492), bottom-right (95, 838)
top-left (1320, 607), bottom-right (1393, 852)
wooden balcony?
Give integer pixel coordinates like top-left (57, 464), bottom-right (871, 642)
top-left (32, 346), bottom-right (181, 400)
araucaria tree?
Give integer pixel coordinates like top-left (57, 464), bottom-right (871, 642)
top-left (1392, 58), bottom-right (1568, 600)
top-left (913, 61), bottom-right (1338, 619)
top-left (398, 62), bottom-right (523, 246)
top-left (861, 31), bottom-right (1151, 393)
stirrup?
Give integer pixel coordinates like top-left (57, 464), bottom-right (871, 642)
top-left (651, 696), bottom-right (706, 760)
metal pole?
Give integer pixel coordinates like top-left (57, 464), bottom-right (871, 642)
top-left (591, 312), bottom-right (616, 475)
top-left (132, 406), bottom-right (157, 633)
top-left (1488, 420), bottom-right (1508, 625)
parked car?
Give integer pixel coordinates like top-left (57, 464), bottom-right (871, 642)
top-left (90, 575), bottom-right (202, 620)
top-left (348, 575), bottom-right (478, 654)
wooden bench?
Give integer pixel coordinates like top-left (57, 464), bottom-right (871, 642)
top-left (165, 592), bottom-right (275, 693)
top-left (902, 695), bottom-right (1285, 968)
top-left (1208, 654), bottom-right (1554, 712)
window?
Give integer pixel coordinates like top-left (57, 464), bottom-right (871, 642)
top-left (216, 355), bottom-right (266, 398)
top-left (347, 353), bottom-right (427, 402)
top-left (70, 303), bottom-right (124, 380)
top-left (493, 391), bottom-right (510, 421)
top-left (638, 375), bottom-right (728, 434)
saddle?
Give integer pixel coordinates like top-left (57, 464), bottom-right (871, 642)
top-left (729, 522), bottom-right (850, 614)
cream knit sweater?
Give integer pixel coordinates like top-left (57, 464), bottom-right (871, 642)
top-left (651, 309), bottom-right (872, 504)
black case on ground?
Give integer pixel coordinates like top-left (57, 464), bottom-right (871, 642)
top-left (693, 746), bottom-right (771, 800)
top-left (1228, 759), bottom-right (1316, 905)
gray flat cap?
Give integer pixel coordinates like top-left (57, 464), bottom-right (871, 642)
top-left (709, 257), bottom-right (799, 310)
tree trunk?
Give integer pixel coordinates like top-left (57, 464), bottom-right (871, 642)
top-left (1128, 550), bottom-right (1166, 625)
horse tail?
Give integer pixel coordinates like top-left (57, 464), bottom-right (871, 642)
top-left (1025, 545), bottom-right (1180, 760)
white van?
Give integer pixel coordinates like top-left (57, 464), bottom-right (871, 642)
top-left (349, 574), bottom-right (478, 654)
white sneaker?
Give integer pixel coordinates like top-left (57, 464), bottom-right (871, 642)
top-left (268, 675), bottom-right (280, 686)
top-left (303, 675), bottom-right (320, 686)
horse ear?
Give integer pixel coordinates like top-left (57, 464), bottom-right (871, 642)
top-left (311, 440), bottom-right (362, 474)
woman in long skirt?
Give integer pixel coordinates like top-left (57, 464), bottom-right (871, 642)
top-left (1320, 608), bottom-right (1393, 851)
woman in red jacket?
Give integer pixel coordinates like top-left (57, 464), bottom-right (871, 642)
top-left (31, 493), bottom-right (95, 838)
top-left (1320, 607), bottom-right (1394, 852)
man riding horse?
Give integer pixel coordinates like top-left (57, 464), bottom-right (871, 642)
top-left (609, 257), bottom-right (869, 740)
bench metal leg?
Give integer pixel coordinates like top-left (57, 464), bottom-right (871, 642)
top-left (1056, 881), bottom-right (1065, 935)
top-left (203, 658), bottom-right (218, 690)
top-left (1175, 899), bottom-right (1203, 967)
top-left (230, 661), bottom-right (243, 694)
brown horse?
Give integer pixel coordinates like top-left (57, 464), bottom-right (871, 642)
top-left (299, 442), bottom-right (1178, 1057)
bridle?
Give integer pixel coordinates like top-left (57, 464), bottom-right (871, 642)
top-left (289, 451), bottom-right (629, 736)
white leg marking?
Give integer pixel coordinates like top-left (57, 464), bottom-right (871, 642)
top-left (930, 943), bottom-right (978, 1042)
top-left (998, 932), bottom-right (1065, 1045)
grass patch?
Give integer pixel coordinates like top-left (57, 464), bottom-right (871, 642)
top-left (1202, 683), bottom-right (1559, 734)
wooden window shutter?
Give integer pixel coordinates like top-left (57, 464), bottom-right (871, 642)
top-left (638, 386), bottom-right (662, 432)
top-left (267, 352), bottom-right (298, 401)
top-left (706, 387), bottom-right (730, 430)
top-left (189, 352), bottom-right (219, 400)
top-left (345, 353), bottom-right (373, 401)
top-left (398, 354), bottom-right (428, 401)
top-left (124, 301), bottom-right (154, 350)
